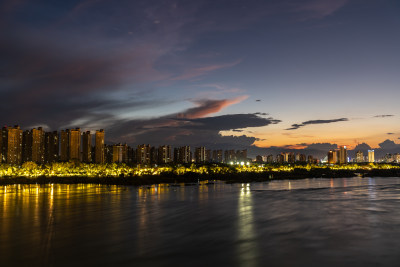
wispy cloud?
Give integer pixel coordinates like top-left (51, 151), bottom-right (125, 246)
top-left (286, 118), bottom-right (349, 130)
top-left (170, 60), bottom-right (241, 81)
top-left (374, 115), bottom-right (395, 118)
top-left (177, 96), bottom-right (248, 119)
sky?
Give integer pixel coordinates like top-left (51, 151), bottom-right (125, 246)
top-left (1, 0), bottom-right (400, 157)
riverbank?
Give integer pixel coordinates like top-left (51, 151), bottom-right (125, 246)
top-left (1, 168), bottom-right (400, 186)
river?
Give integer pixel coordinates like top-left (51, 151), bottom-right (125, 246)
top-left (1, 177), bottom-right (400, 266)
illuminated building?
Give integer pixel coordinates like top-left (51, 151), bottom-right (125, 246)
top-left (69, 128), bottom-right (81, 161)
top-left (179, 146), bottom-right (191, 163)
top-left (195, 147), bottom-right (206, 163)
top-left (394, 153), bottom-right (400, 163)
top-left (22, 127), bottom-right (45, 164)
top-left (338, 146), bottom-right (347, 164)
top-left (95, 129), bottom-right (105, 164)
top-left (356, 151), bottom-right (364, 163)
top-left (174, 146), bottom-right (191, 164)
top-left (60, 128), bottom-right (81, 161)
top-left (368, 150), bottom-right (375, 163)
top-left (137, 144), bottom-right (151, 164)
top-left (212, 150), bottom-right (223, 163)
top-left (281, 152), bottom-right (295, 163)
top-left (158, 145), bottom-right (171, 164)
top-left (1, 126), bottom-right (23, 165)
top-left (113, 143), bottom-right (128, 163)
top-left (328, 150), bottom-right (337, 164)
top-left (267, 154), bottom-right (274, 163)
top-left (82, 131), bottom-right (91, 163)
top-left (299, 154), bottom-right (306, 162)
top-left (45, 131), bottom-right (59, 163)
top-left (307, 155), bottom-right (314, 163)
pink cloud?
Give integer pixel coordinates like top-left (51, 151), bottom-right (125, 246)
top-left (177, 96), bottom-right (248, 119)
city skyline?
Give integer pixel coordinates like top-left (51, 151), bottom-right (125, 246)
top-left (1, 0), bottom-right (400, 154)
top-left (2, 124), bottom-right (400, 163)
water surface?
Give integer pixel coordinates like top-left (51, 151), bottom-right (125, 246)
top-left (1, 177), bottom-right (400, 266)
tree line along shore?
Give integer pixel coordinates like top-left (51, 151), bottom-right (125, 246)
top-left (1, 162), bottom-right (400, 186)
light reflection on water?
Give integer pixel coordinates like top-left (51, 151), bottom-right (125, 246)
top-left (2, 178), bottom-right (400, 266)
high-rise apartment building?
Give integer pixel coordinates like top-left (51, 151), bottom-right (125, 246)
top-left (212, 150), bottom-right (223, 163)
top-left (276, 154), bottom-right (284, 164)
top-left (112, 143), bottom-right (128, 163)
top-left (178, 146), bottom-right (191, 164)
top-left (60, 128), bottom-right (81, 161)
top-left (69, 128), bottom-right (81, 161)
top-left (150, 146), bottom-right (158, 164)
top-left (95, 129), bottom-right (105, 164)
top-left (0, 126), bottom-right (23, 165)
top-left (137, 144), bottom-right (151, 164)
top-left (205, 149), bottom-right (211, 163)
top-left (22, 127), bottom-right (45, 164)
top-left (236, 149), bottom-right (248, 162)
top-left (194, 147), bottom-right (206, 163)
top-left (356, 151), bottom-right (364, 163)
top-left (158, 145), bottom-right (171, 164)
top-left (394, 153), bottom-right (400, 163)
top-left (299, 154), bottom-right (307, 162)
top-left (45, 131), bottom-right (59, 163)
top-left (338, 146), bottom-right (347, 164)
top-left (368, 150), bottom-right (375, 163)
top-left (328, 150), bottom-right (337, 164)
top-left (82, 131), bottom-right (91, 163)
top-left (224, 150), bottom-right (236, 163)
top-left (104, 144), bottom-right (113, 163)
top-left (60, 130), bottom-right (69, 161)
top-left (22, 130), bottom-right (32, 162)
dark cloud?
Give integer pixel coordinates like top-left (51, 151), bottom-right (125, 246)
top-left (106, 112), bottom-right (281, 148)
top-left (304, 143), bottom-right (338, 151)
top-left (178, 114), bottom-right (281, 131)
top-left (378, 139), bottom-right (400, 150)
top-left (353, 143), bottom-right (372, 152)
top-left (286, 118), bottom-right (349, 130)
top-left (374, 115), bottom-right (395, 118)
top-left (387, 133), bottom-right (395, 135)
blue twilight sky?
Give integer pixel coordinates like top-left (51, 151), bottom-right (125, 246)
top-left (1, 0), bottom-right (400, 155)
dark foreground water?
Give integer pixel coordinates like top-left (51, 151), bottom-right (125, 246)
top-left (2, 177), bottom-right (400, 267)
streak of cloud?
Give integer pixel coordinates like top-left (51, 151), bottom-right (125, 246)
top-left (286, 118), bottom-right (349, 130)
top-left (374, 115), bottom-right (395, 118)
top-left (177, 96), bottom-right (248, 119)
